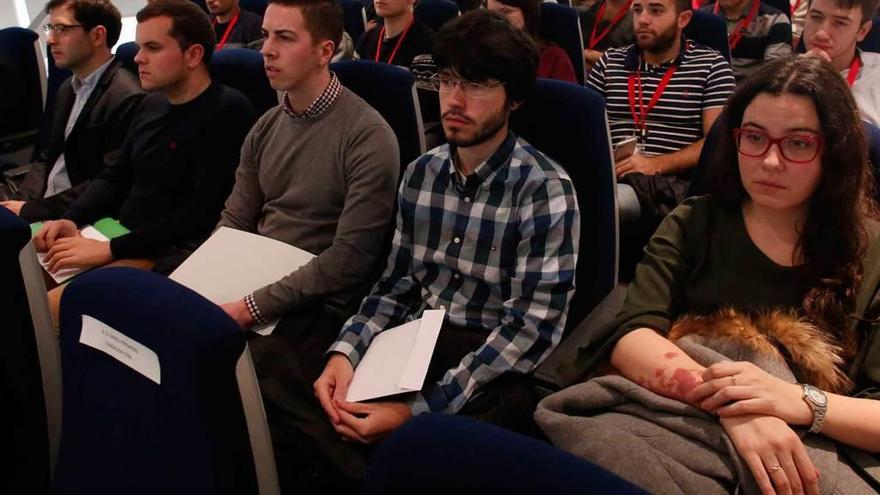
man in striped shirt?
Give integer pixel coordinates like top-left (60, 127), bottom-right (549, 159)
top-left (306, 10), bottom-right (578, 492)
top-left (588, 0), bottom-right (735, 227)
top-left (701, 0), bottom-right (792, 82)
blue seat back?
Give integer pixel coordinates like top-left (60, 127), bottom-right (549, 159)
top-left (0, 207), bottom-right (52, 492)
top-left (241, 0), bottom-right (268, 16)
top-left (115, 41), bottom-right (139, 76)
top-left (540, 2), bottom-right (587, 85)
top-left (332, 60), bottom-right (426, 169)
top-left (53, 268), bottom-right (257, 495)
top-left (510, 79), bottom-right (617, 328)
top-left (684, 10), bottom-right (732, 61)
top-left (0, 28), bottom-right (43, 147)
top-left (341, 0), bottom-right (368, 42)
top-left (415, 0), bottom-right (460, 32)
top-left (211, 48), bottom-right (277, 116)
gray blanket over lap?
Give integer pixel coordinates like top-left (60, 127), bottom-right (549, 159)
top-left (534, 336), bottom-right (874, 495)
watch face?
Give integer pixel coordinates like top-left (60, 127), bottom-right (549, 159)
top-left (806, 387), bottom-right (827, 406)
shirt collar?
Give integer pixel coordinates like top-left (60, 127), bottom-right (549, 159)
top-left (282, 71), bottom-right (342, 120)
top-left (71, 56), bottom-right (114, 95)
top-left (448, 131), bottom-right (517, 188)
top-left (624, 36), bottom-right (690, 72)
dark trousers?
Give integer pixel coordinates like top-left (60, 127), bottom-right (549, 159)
top-left (249, 306), bottom-right (539, 495)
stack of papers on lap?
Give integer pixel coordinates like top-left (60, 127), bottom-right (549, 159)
top-left (346, 308), bottom-right (445, 402)
top-left (170, 227), bottom-right (315, 335)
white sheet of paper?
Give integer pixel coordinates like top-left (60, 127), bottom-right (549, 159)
top-left (345, 309), bottom-right (445, 402)
top-left (79, 314), bottom-right (161, 385)
top-left (170, 227), bottom-right (316, 335)
top-left (38, 225), bottom-right (109, 284)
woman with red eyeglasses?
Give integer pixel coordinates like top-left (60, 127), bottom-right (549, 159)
top-left (537, 56), bottom-right (880, 494)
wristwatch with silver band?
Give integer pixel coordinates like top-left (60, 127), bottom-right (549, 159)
top-left (801, 384), bottom-right (827, 434)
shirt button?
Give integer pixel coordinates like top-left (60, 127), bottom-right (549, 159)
top-left (453, 273), bottom-right (460, 279)
top-left (453, 237), bottom-right (460, 244)
top-left (464, 197), bottom-right (471, 203)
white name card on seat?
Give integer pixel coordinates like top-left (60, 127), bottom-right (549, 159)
top-left (170, 227), bottom-right (316, 335)
top-left (79, 315), bottom-right (161, 385)
top-left (346, 309), bottom-right (445, 402)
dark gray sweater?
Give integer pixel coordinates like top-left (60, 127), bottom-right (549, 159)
top-left (218, 86), bottom-right (400, 319)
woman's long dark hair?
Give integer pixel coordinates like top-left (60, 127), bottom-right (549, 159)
top-left (706, 56), bottom-right (876, 359)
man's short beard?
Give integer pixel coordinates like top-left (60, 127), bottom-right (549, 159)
top-left (444, 106), bottom-right (510, 148)
top-left (638, 23), bottom-right (680, 55)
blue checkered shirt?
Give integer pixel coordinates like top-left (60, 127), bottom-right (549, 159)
top-left (328, 132), bottom-right (580, 414)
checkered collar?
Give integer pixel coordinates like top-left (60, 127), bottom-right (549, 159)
top-left (282, 71), bottom-right (342, 120)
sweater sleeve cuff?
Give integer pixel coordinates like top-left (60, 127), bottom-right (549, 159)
top-left (251, 285), bottom-right (293, 322)
top-left (244, 293), bottom-right (269, 326)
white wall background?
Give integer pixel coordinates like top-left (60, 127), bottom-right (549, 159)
top-left (2, 0), bottom-right (143, 48)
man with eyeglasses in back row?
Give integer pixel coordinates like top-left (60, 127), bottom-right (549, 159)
top-left (1, 0), bottom-right (143, 222)
top-left (252, 9), bottom-right (579, 493)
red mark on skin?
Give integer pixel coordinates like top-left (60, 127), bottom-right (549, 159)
top-left (664, 352), bottom-right (678, 359)
top-left (654, 368), bottom-right (665, 377)
top-left (672, 368), bottom-right (701, 398)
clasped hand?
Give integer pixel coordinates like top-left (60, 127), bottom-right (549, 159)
top-left (313, 353), bottom-right (411, 444)
top-left (34, 219), bottom-right (112, 272)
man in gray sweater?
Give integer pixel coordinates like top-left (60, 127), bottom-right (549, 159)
top-left (217, 0), bottom-right (399, 328)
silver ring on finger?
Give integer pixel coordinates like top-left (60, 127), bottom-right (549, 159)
top-left (768, 464), bottom-right (781, 473)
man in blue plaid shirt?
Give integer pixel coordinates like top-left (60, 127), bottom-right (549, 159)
top-left (307, 8), bottom-right (580, 485)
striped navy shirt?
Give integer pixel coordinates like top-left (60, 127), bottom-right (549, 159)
top-left (701, 1), bottom-right (792, 81)
top-left (328, 132), bottom-right (580, 415)
top-left (588, 40), bottom-right (735, 156)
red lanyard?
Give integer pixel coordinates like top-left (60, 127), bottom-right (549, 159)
top-left (588, 0), bottom-right (633, 50)
top-left (847, 55), bottom-right (863, 86)
top-left (213, 11), bottom-right (240, 51)
top-left (628, 63), bottom-right (677, 137)
top-left (714, 0), bottom-right (760, 51)
top-left (374, 22), bottom-right (413, 65)
top-left (790, 0), bottom-right (802, 16)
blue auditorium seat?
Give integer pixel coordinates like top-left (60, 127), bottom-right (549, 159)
top-left (860, 15), bottom-right (880, 53)
top-left (510, 79), bottom-right (617, 330)
top-left (114, 41), bottom-right (139, 76)
top-left (211, 48), bottom-right (278, 115)
top-left (0, 206), bottom-right (59, 493)
top-left (331, 60), bottom-right (427, 168)
top-left (415, 0), bottom-right (460, 33)
top-left (241, 0), bottom-right (268, 16)
top-left (684, 10), bottom-right (732, 61)
top-left (362, 414), bottom-right (647, 494)
top-left (0, 28), bottom-right (44, 160)
top-left (53, 267), bottom-right (280, 495)
top-left (540, 2), bottom-right (587, 85)
top-left (341, 0), bottom-right (368, 42)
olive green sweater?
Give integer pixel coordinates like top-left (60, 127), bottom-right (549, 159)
top-left (575, 195), bottom-right (880, 394)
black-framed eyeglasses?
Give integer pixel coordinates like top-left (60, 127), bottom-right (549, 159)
top-left (429, 72), bottom-right (505, 100)
top-left (43, 23), bottom-right (85, 37)
top-left (733, 127), bottom-right (823, 163)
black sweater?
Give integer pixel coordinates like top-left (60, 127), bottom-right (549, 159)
top-left (63, 82), bottom-right (255, 259)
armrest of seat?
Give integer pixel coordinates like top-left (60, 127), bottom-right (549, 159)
top-left (533, 285), bottom-right (627, 397)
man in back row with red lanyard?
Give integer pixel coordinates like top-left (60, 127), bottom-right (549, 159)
top-left (354, 0), bottom-right (435, 69)
top-left (206, 0), bottom-right (263, 48)
top-left (586, 0), bottom-right (735, 245)
top-left (802, 0), bottom-right (879, 126)
top-left (701, 0), bottom-right (793, 81)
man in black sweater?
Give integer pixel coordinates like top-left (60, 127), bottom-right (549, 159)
top-left (35, 0), bottom-right (254, 274)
